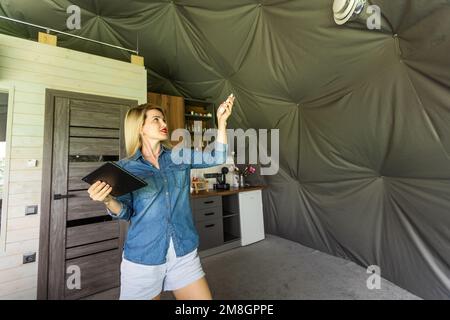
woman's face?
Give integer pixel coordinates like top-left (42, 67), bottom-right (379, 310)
top-left (140, 109), bottom-right (169, 141)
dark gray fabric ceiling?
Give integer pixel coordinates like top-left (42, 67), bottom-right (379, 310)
top-left (1, 0), bottom-right (449, 299)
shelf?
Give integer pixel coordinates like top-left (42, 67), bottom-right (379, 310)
top-left (185, 97), bottom-right (213, 104)
top-left (185, 114), bottom-right (213, 120)
top-left (223, 212), bottom-right (239, 219)
top-left (224, 232), bottom-right (240, 243)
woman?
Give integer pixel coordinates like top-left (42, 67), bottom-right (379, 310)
top-left (87, 94), bottom-right (234, 300)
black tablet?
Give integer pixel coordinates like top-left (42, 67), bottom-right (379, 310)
top-left (81, 162), bottom-right (147, 197)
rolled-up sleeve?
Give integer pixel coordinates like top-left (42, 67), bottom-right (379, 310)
top-left (106, 192), bottom-right (134, 220)
top-left (190, 141), bottom-right (228, 169)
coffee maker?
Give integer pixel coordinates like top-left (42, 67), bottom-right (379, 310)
top-left (204, 167), bottom-right (230, 190)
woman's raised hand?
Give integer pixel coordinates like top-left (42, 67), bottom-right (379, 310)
top-left (217, 93), bottom-right (235, 126)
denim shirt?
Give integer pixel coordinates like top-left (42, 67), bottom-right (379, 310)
top-left (109, 141), bottom-right (228, 265)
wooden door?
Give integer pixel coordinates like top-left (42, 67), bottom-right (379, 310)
top-left (147, 92), bottom-right (185, 144)
top-left (38, 90), bottom-right (138, 300)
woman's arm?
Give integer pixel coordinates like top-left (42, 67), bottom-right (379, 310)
top-left (188, 94), bottom-right (234, 168)
top-left (103, 195), bottom-right (121, 215)
top-left (104, 193), bottom-right (133, 220)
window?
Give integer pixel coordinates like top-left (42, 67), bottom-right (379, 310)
top-left (0, 92), bottom-right (8, 234)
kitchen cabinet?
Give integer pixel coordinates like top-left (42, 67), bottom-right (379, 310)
top-left (238, 190), bottom-right (265, 246)
top-left (190, 187), bottom-right (266, 257)
top-left (147, 92), bottom-right (185, 145)
top-left (147, 92), bottom-right (216, 149)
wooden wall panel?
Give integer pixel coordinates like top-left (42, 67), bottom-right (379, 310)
top-left (67, 191), bottom-right (109, 221)
top-left (0, 33), bottom-right (146, 299)
top-left (69, 137), bottom-right (119, 156)
top-left (65, 238), bottom-right (119, 260)
top-left (66, 221), bottom-right (119, 248)
top-left (64, 249), bottom-right (120, 300)
top-left (68, 162), bottom-right (106, 190)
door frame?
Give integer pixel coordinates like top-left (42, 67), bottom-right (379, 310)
top-left (0, 85), bottom-right (15, 255)
top-left (37, 89), bottom-right (138, 299)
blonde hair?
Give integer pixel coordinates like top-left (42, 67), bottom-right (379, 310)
top-left (124, 103), bottom-right (173, 158)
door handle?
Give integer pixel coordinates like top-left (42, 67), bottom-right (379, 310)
top-left (53, 194), bottom-right (75, 200)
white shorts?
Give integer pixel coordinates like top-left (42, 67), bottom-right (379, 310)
top-left (119, 237), bottom-right (205, 300)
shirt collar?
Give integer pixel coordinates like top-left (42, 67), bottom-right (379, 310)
top-left (130, 144), bottom-right (168, 161)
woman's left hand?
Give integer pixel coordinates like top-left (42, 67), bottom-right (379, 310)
top-left (217, 94), bottom-right (235, 127)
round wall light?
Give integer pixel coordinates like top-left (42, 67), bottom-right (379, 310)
top-left (333, 0), bottom-right (367, 25)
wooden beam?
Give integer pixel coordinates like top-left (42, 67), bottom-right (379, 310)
top-left (38, 32), bottom-right (57, 46)
top-left (131, 54), bottom-right (144, 66)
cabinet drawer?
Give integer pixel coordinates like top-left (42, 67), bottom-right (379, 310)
top-left (193, 206), bottom-right (222, 223)
top-left (192, 196), bottom-right (222, 211)
top-left (196, 218), bottom-right (224, 251)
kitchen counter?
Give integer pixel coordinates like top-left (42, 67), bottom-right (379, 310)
top-left (190, 185), bottom-right (267, 199)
